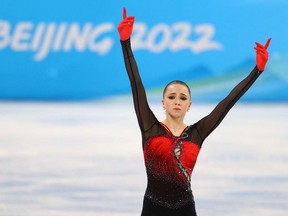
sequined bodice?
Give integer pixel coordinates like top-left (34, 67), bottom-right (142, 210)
top-left (143, 125), bottom-right (200, 208)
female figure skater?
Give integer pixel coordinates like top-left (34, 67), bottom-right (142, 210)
top-left (118, 8), bottom-right (271, 216)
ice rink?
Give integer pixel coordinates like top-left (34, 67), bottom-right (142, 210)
top-left (1, 98), bottom-right (288, 216)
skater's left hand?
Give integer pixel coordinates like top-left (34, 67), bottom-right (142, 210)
top-left (255, 38), bottom-right (271, 71)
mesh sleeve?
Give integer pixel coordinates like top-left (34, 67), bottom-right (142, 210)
top-left (195, 66), bottom-right (262, 142)
top-left (120, 39), bottom-right (158, 137)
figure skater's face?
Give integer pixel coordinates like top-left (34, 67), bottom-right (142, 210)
top-left (162, 83), bottom-right (191, 119)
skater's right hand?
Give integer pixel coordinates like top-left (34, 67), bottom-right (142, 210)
top-left (117, 7), bottom-right (135, 41)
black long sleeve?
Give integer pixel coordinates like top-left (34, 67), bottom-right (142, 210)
top-left (120, 39), bottom-right (158, 137)
top-left (195, 66), bottom-right (262, 143)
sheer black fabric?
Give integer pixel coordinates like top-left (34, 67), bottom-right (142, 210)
top-left (120, 39), bottom-right (262, 216)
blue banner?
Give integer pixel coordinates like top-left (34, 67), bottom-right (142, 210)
top-left (1, 1), bottom-right (287, 101)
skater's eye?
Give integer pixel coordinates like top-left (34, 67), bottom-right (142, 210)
top-left (180, 97), bottom-right (187, 101)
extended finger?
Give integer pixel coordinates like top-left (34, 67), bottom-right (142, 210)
top-left (255, 42), bottom-right (265, 49)
top-left (123, 7), bottom-right (127, 19)
top-left (264, 38), bottom-right (272, 49)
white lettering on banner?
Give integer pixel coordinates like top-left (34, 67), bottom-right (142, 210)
top-left (35, 23), bottom-right (57, 61)
top-left (0, 20), bottom-right (222, 61)
top-left (0, 20), bottom-right (10, 49)
top-left (53, 23), bottom-right (67, 51)
top-left (132, 22), bottom-right (222, 53)
top-left (0, 20), bottom-right (114, 61)
top-left (31, 23), bottom-right (45, 51)
top-left (11, 22), bottom-right (33, 50)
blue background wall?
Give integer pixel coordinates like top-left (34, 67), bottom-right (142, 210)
top-left (1, 0), bottom-right (287, 102)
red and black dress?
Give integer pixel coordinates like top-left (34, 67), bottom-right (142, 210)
top-left (120, 39), bottom-right (262, 216)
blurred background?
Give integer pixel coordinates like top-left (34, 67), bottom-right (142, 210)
top-left (1, 1), bottom-right (288, 216)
